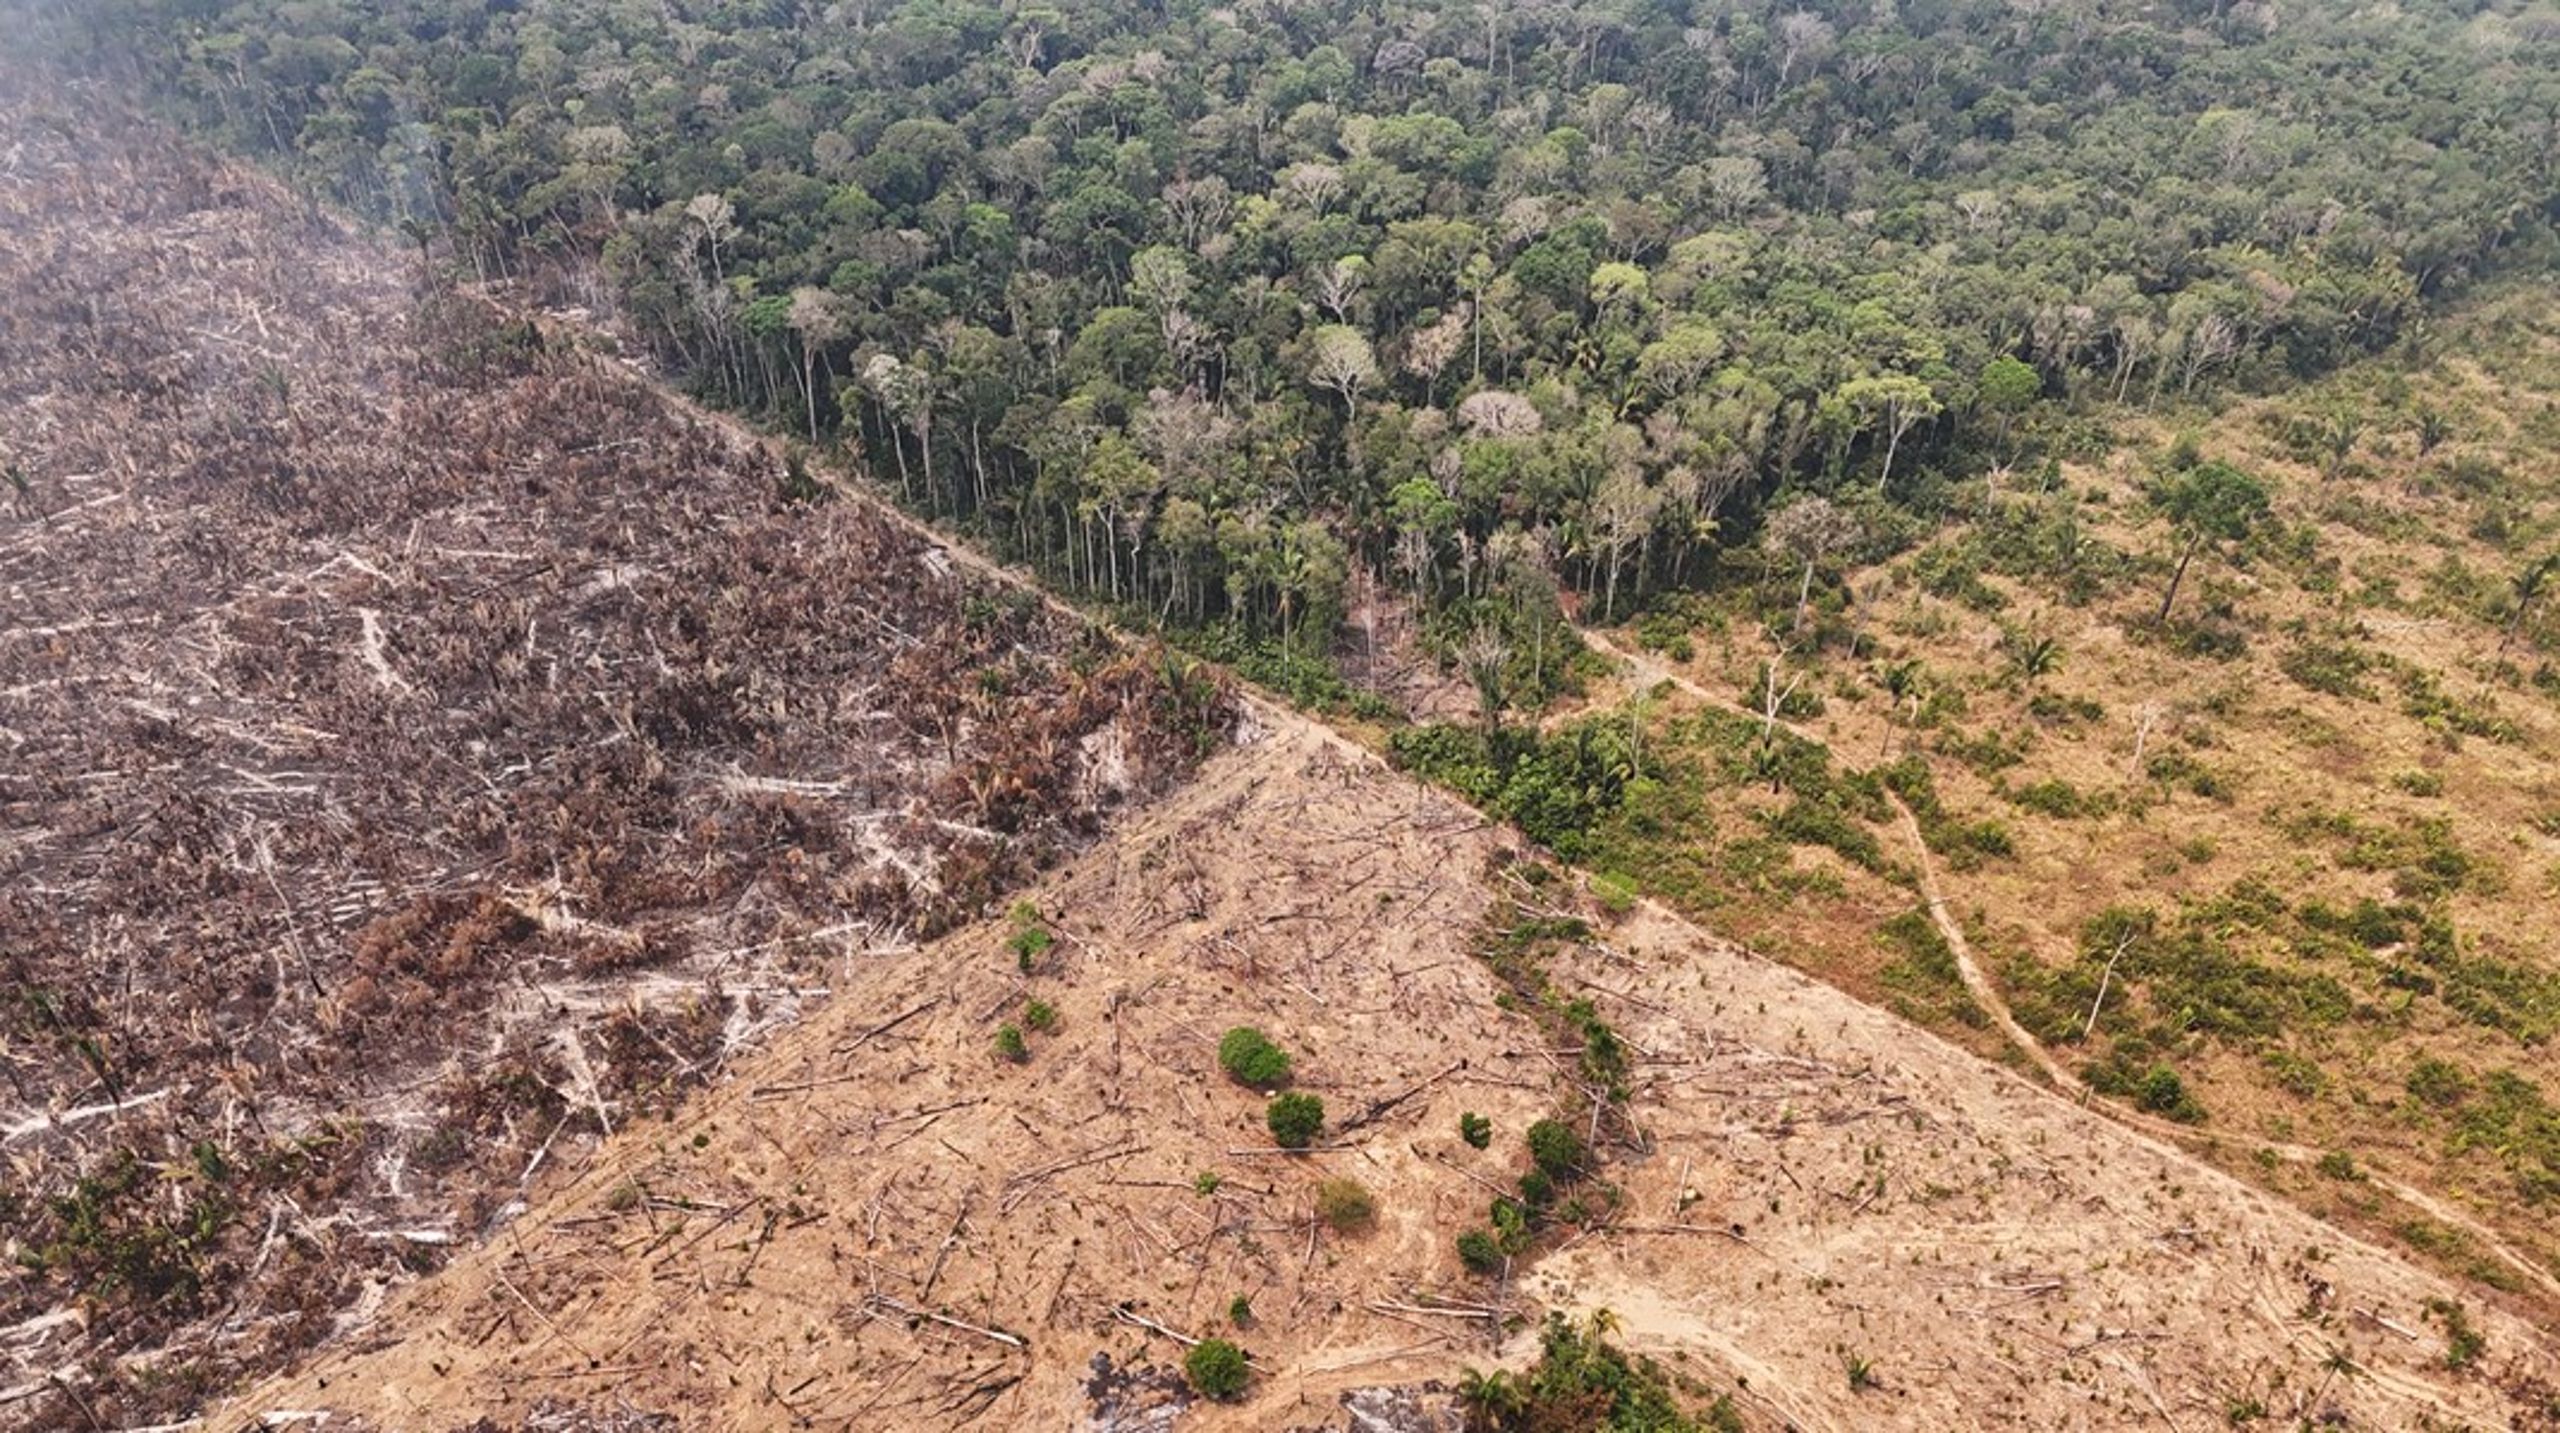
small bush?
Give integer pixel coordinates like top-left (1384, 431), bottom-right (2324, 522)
top-left (1227, 1295), bottom-right (1253, 1327)
top-left (1314, 1177), bottom-right (1375, 1232)
top-left (1459, 1112), bottom-right (1492, 1149)
top-left (1006, 901), bottom-right (1054, 973)
top-left (993, 1024), bottom-right (1028, 1063)
top-left (1456, 1229), bottom-right (1504, 1274)
top-left (1526, 1118), bottom-right (1587, 1182)
top-left (1217, 1027), bottom-right (1293, 1088)
top-left (2392, 769), bottom-right (2445, 798)
top-left (1184, 1337), bottom-right (1250, 1400)
top-left (1022, 999), bottom-right (1059, 1033)
top-left (2279, 639), bottom-right (2377, 700)
top-left (2262, 1050), bottom-right (2327, 1099)
top-left (2010, 778), bottom-right (2087, 818)
top-left (2135, 1066), bottom-right (2204, 1122)
top-left (1266, 1092), bottom-right (1325, 1148)
top-left (1193, 1171), bottom-right (1222, 1196)
top-left (2408, 1057), bottom-right (2472, 1109)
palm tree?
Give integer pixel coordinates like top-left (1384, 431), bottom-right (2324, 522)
top-left (2002, 627), bottom-right (2064, 684)
top-left (2498, 553), bottom-right (2556, 659)
top-left (1455, 1368), bottom-right (1523, 1430)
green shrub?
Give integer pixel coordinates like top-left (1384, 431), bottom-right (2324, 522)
top-left (1526, 1118), bottom-right (1587, 1182)
top-left (1022, 999), bottom-right (1058, 1033)
top-left (1387, 720), bottom-right (1637, 860)
top-left (1456, 1229), bottom-right (1504, 1274)
top-left (2392, 768), bottom-right (2445, 798)
top-left (2278, 639), bottom-right (2377, 699)
top-left (1314, 1177), bottom-right (1375, 1232)
top-left (2135, 1066), bottom-right (2204, 1122)
top-left (1950, 818), bottom-right (2016, 862)
top-left (2009, 778), bottom-right (2088, 818)
top-left (2448, 1070), bottom-right (2560, 1204)
top-left (1878, 907), bottom-right (1988, 1030)
top-left (2408, 1058), bottom-right (2472, 1108)
top-left (1459, 1112), bottom-right (1493, 1149)
top-left (1560, 999), bottom-right (1631, 1092)
top-left (1459, 1313), bottom-right (1700, 1430)
top-left (993, 1024), bottom-right (1028, 1063)
top-left (1266, 1092), bottom-right (1325, 1149)
top-left (2262, 1050), bottom-right (2327, 1099)
top-left (1184, 1337), bottom-right (1250, 1399)
top-left (1217, 1027), bottom-right (1292, 1088)
top-left (1006, 901), bottom-right (1053, 973)
top-left (1763, 796), bottom-right (1887, 870)
top-left (1228, 1295), bottom-right (1253, 1327)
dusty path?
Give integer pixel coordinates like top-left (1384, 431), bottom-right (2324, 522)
top-left (192, 373), bottom-right (2560, 1429)
top-left (217, 679), bottom-right (2560, 1432)
top-left (482, 313), bottom-right (2560, 1382)
top-left (1578, 623), bottom-right (2560, 1304)
top-left (1883, 781), bottom-right (2560, 1300)
top-left (1882, 790), bottom-right (2075, 1088)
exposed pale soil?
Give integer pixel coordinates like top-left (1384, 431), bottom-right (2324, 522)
top-left (220, 712), bottom-right (2560, 1430)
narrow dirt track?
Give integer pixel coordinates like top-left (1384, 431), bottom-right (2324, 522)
top-left (550, 279), bottom-right (2560, 1311)
top-left (1577, 624), bottom-right (2560, 1303)
top-left (1881, 790), bottom-right (2075, 1088)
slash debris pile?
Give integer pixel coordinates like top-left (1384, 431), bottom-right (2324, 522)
top-left (0, 73), bottom-right (1223, 1426)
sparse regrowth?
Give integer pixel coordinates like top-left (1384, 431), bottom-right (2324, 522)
top-left (1459, 1112), bottom-right (1493, 1149)
top-left (2427, 1299), bottom-right (2486, 1370)
top-left (993, 1023), bottom-right (1028, 1063)
top-left (1022, 998), bottom-right (1058, 1034)
top-left (1458, 1312), bottom-right (1715, 1429)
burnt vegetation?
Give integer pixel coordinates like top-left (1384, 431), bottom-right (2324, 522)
top-left (0, 74), bottom-right (1223, 1424)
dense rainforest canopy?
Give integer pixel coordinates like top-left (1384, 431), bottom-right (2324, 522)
top-left (33, 0), bottom-right (2560, 696)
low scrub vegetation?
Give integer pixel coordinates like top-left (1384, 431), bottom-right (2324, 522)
top-left (1216, 1027), bottom-right (1293, 1089)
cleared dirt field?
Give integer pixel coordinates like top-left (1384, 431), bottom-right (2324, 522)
top-left (217, 715), bottom-right (2560, 1430)
top-left (0, 72), bottom-right (1217, 1426)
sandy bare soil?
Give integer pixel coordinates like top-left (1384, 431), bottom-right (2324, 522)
top-left (217, 710), bottom-right (2560, 1430)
